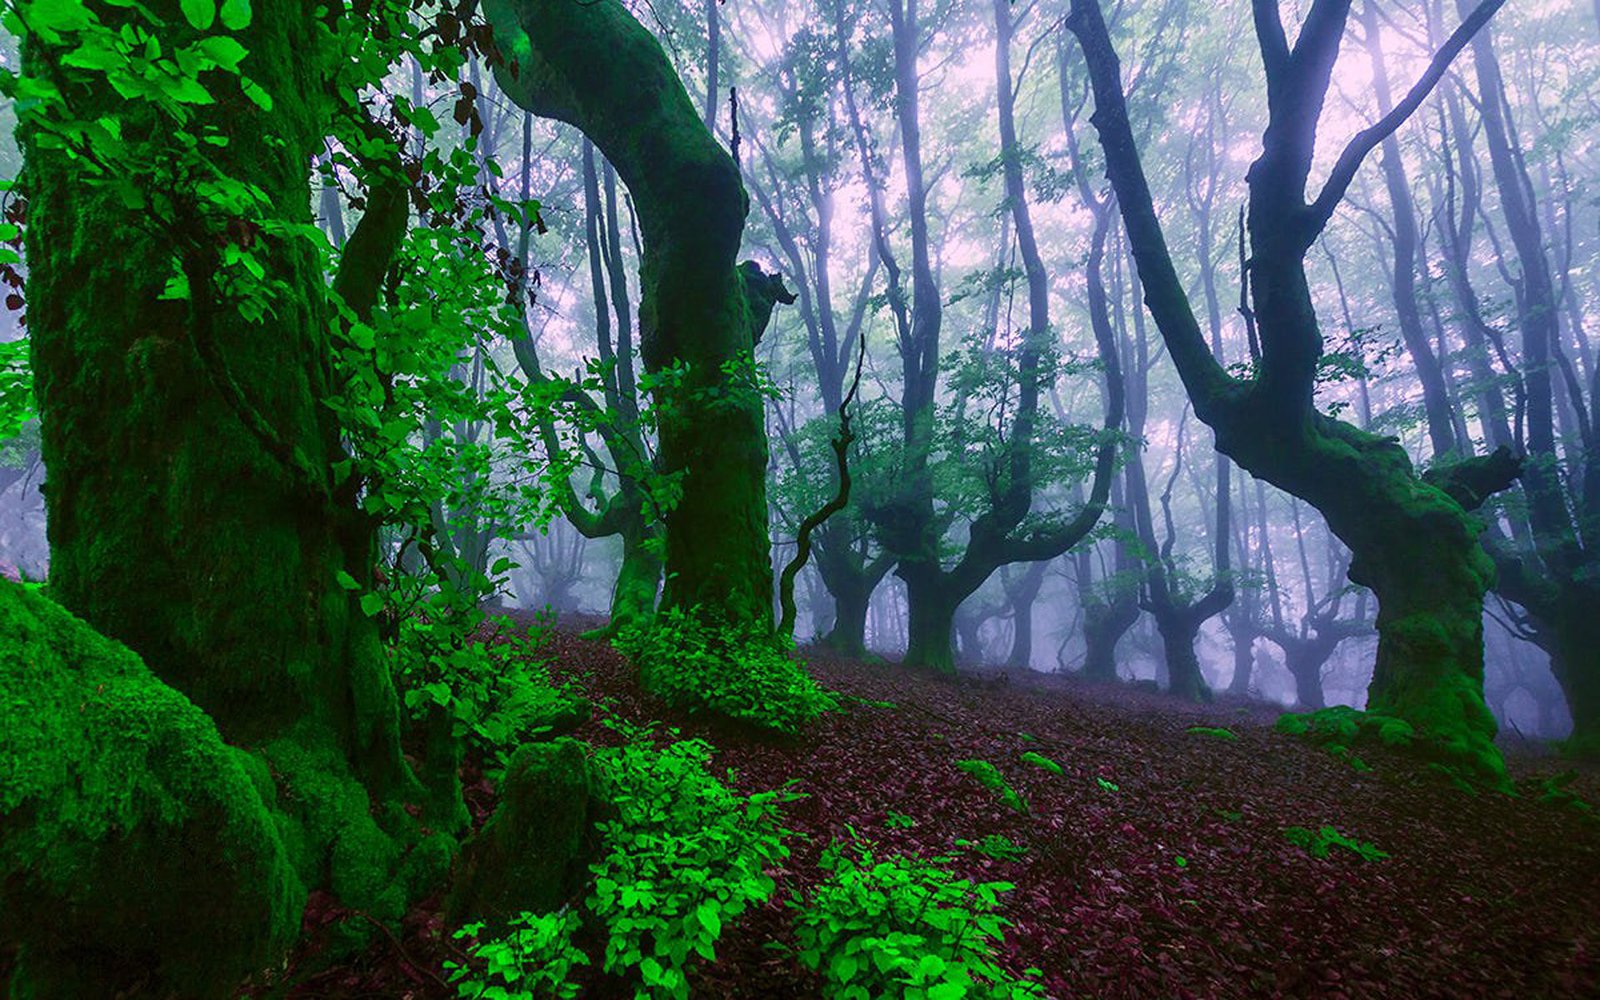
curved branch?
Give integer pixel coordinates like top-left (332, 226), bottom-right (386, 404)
top-left (1306, 0), bottom-right (1508, 237)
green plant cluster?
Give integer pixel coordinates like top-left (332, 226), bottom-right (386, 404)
top-left (789, 837), bottom-right (1046, 1000)
top-left (616, 606), bottom-right (836, 734)
top-left (1017, 751), bottom-right (1062, 776)
top-left (1185, 726), bottom-right (1238, 741)
top-left (1281, 825), bottom-right (1390, 862)
top-left (392, 614), bottom-right (584, 769)
top-left (956, 835), bottom-right (1028, 862)
top-left (586, 732), bottom-right (799, 998)
top-left (446, 910), bottom-right (590, 1000)
top-left (1276, 705), bottom-right (1508, 787)
top-left (955, 760), bottom-right (1028, 814)
top-left (445, 729), bottom-right (800, 1000)
top-left (1529, 770), bottom-right (1595, 818)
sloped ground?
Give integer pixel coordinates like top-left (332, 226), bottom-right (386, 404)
top-left (246, 615), bottom-right (1600, 999)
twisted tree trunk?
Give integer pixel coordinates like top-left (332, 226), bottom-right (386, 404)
top-left (486, 0), bottom-right (791, 629)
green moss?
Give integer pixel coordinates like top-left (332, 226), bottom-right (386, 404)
top-left (1186, 726), bottom-right (1239, 741)
top-left (447, 739), bottom-right (596, 937)
top-left (260, 731), bottom-right (409, 923)
top-left (0, 582), bottom-right (302, 998)
top-left (1277, 704), bottom-right (1506, 789)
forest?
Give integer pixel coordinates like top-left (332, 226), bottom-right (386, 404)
top-left (0, 0), bottom-right (1597, 996)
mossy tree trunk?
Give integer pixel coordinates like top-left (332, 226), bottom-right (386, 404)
top-left (486, 0), bottom-right (788, 630)
top-left (20, 0), bottom-right (445, 984)
top-left (1068, 0), bottom-right (1516, 776)
top-left (28, 0), bottom-right (423, 790)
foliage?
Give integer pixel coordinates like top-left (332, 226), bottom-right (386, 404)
top-left (1281, 825), bottom-right (1390, 862)
top-left (1526, 770), bottom-right (1597, 822)
top-left (616, 606), bottom-right (836, 734)
top-left (789, 836), bottom-right (1046, 1000)
top-left (956, 835), bottom-right (1028, 862)
top-left (931, 331), bottom-right (1107, 529)
top-left (884, 810), bottom-right (918, 830)
top-left (391, 613), bottom-right (582, 771)
top-left (585, 729), bottom-right (800, 999)
top-left (445, 910), bottom-right (590, 1000)
top-left (955, 759), bottom-right (1028, 814)
top-left (1185, 726), bottom-right (1238, 741)
top-left (1017, 751), bottom-right (1062, 776)
top-left (441, 729), bottom-right (799, 1000)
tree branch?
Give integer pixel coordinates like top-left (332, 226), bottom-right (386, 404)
top-left (1306, 0), bottom-right (1508, 236)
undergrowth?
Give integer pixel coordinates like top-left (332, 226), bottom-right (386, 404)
top-left (616, 606), bottom-right (837, 734)
top-left (955, 759), bottom-right (1028, 813)
top-left (445, 726), bottom-right (800, 999)
top-left (1281, 825), bottom-right (1390, 862)
top-left (788, 835), bottom-right (1047, 1000)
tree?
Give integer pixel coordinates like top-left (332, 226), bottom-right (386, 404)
top-left (1066, 0), bottom-right (1520, 778)
top-left (486, 0), bottom-right (794, 630)
top-left (10, 0), bottom-right (468, 990)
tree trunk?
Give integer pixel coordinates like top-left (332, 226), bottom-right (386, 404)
top-left (1083, 595), bottom-right (1138, 682)
top-left (487, 0), bottom-right (787, 629)
top-left (1227, 624), bottom-right (1255, 697)
top-left (1004, 561), bottom-right (1048, 671)
top-left (1287, 650), bottom-right (1328, 710)
top-left (1157, 610), bottom-right (1211, 702)
top-left (820, 557), bottom-right (877, 658)
top-left (1068, 0), bottom-right (1516, 777)
top-left (21, 0), bottom-right (441, 983)
top-left (901, 570), bottom-right (958, 675)
top-left (606, 521), bottom-right (663, 635)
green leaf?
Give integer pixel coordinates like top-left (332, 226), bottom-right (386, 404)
top-left (239, 75), bottom-right (272, 111)
top-left (334, 569), bottom-right (361, 591)
top-left (359, 592), bottom-right (385, 618)
top-left (219, 0), bottom-right (251, 30)
top-left (831, 952), bottom-right (859, 983)
top-left (195, 35), bottom-right (247, 72)
top-left (696, 902), bottom-right (721, 940)
top-left (180, 0), bottom-right (215, 30)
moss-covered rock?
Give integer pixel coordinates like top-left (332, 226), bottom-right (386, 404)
top-left (0, 581), bottom-right (303, 998)
top-left (446, 738), bottom-right (597, 936)
top-left (1276, 704), bottom-right (1507, 788)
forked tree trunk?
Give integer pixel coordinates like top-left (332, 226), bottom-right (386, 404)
top-left (1068, 0), bottom-right (1516, 777)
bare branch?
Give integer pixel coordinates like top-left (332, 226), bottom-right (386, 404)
top-left (1306, 0), bottom-right (1507, 236)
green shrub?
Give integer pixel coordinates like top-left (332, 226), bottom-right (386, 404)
top-left (442, 729), bottom-right (799, 1000)
top-left (956, 759), bottom-right (1028, 813)
top-left (587, 729), bottom-right (800, 999)
top-left (1281, 825), bottom-right (1389, 862)
top-left (1185, 726), bottom-right (1238, 741)
top-left (1017, 751), bottom-right (1062, 776)
top-left (789, 837), bottom-right (1046, 1000)
top-left (616, 606), bottom-right (836, 733)
top-left (885, 810), bottom-right (918, 830)
top-left (394, 611), bottom-right (585, 766)
top-left (445, 910), bottom-right (589, 1000)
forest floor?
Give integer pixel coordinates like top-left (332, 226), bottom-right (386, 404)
top-left (254, 612), bottom-right (1600, 1000)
